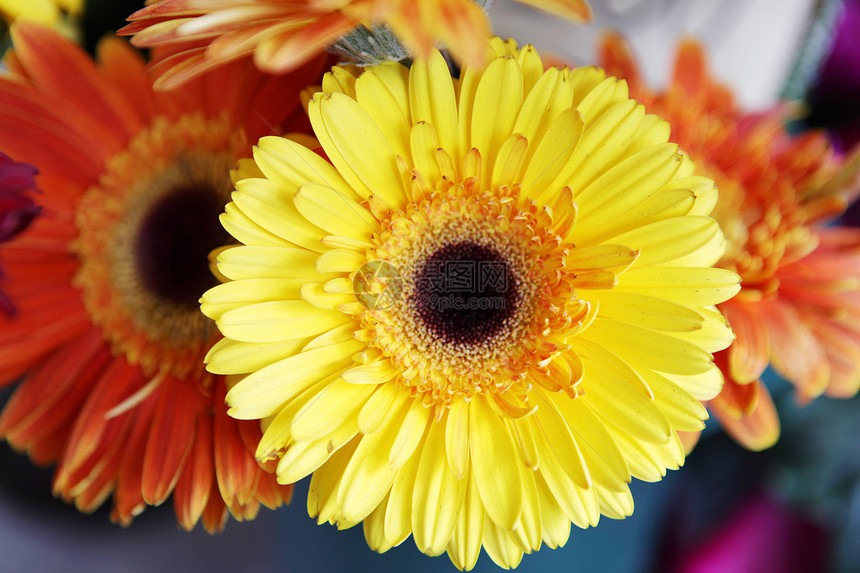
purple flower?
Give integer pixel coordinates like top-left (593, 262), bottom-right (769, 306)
top-left (807, 0), bottom-right (860, 151)
top-left (0, 152), bottom-right (40, 316)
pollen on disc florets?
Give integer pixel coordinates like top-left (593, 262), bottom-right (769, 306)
top-left (353, 181), bottom-right (586, 415)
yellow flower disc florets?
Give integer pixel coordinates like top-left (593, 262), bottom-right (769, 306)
top-left (358, 181), bottom-right (586, 417)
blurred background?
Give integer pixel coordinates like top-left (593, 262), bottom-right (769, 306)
top-left (1, 0), bottom-right (859, 571)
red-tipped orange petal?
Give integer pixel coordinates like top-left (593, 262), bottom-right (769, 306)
top-left (173, 407), bottom-right (215, 531)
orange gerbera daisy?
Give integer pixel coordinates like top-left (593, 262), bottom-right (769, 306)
top-left (120, 0), bottom-right (592, 90)
top-left (600, 33), bottom-right (860, 451)
top-left (0, 22), bottom-right (325, 530)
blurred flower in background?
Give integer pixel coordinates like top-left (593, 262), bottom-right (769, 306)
top-left (120, 0), bottom-right (591, 89)
top-left (0, 152), bottom-right (39, 317)
top-left (599, 34), bottom-right (860, 451)
top-left (0, 22), bottom-right (326, 532)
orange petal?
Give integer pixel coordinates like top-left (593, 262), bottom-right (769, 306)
top-left (141, 376), bottom-right (200, 506)
top-left (515, 0), bottom-right (592, 21)
top-left (721, 300), bottom-right (770, 384)
top-left (173, 405), bottom-right (216, 531)
top-left (598, 31), bottom-right (643, 92)
top-left (762, 299), bottom-right (829, 398)
top-left (673, 38), bottom-right (708, 96)
top-left (711, 380), bottom-right (780, 451)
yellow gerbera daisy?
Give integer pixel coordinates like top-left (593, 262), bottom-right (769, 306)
top-left (202, 38), bottom-right (739, 569)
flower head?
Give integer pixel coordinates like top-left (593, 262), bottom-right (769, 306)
top-left (0, 22), bottom-right (326, 531)
top-left (120, 0), bottom-right (592, 90)
top-left (600, 33), bottom-right (860, 451)
top-left (203, 38), bottom-right (738, 569)
top-left (0, 152), bottom-right (40, 316)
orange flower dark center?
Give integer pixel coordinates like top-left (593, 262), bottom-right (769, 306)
top-left (136, 184), bottom-right (230, 309)
top-left (411, 241), bottom-right (519, 346)
top-left (72, 113), bottom-right (247, 377)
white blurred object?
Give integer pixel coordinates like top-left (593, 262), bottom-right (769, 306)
top-left (490, 0), bottom-right (818, 109)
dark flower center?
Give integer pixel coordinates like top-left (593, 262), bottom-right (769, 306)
top-left (412, 241), bottom-right (518, 346)
top-left (135, 185), bottom-right (230, 309)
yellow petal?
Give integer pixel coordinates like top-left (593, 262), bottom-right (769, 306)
top-left (579, 354), bottom-right (673, 444)
top-left (337, 413), bottom-right (403, 523)
top-left (254, 135), bottom-right (355, 199)
top-left (276, 406), bottom-right (361, 484)
top-left (409, 49), bottom-right (460, 159)
top-left (615, 266), bottom-right (741, 307)
top-left (205, 337), bottom-right (306, 375)
top-left (310, 92), bottom-right (407, 209)
top-left (216, 245), bottom-right (332, 280)
top-left (513, 66), bottom-right (574, 150)
top-left (341, 359), bottom-right (399, 385)
top-left (534, 472), bottom-right (571, 549)
top-left (533, 391), bottom-right (590, 488)
top-left (200, 277), bottom-right (305, 320)
top-left (358, 382), bottom-right (411, 434)
top-left (217, 300), bottom-right (350, 343)
top-left (481, 514), bottom-right (524, 569)
top-left (605, 216), bottom-right (721, 268)
top-left (590, 291), bottom-right (705, 332)
top-left (220, 202), bottom-right (292, 248)
top-left (384, 432), bottom-right (424, 548)
top-left (290, 377), bottom-right (378, 442)
top-left (640, 370), bottom-right (708, 432)
top-left (389, 397), bottom-right (431, 469)
top-left (294, 182), bottom-right (379, 243)
top-left (469, 395), bottom-right (523, 530)
top-left (445, 398), bottom-right (471, 479)
top-left (225, 338), bottom-right (364, 419)
top-left (413, 415), bottom-right (467, 556)
top-left (445, 471), bottom-right (484, 572)
top-left (553, 394), bottom-right (631, 491)
top-left (470, 57), bottom-right (524, 186)
top-left (522, 107), bottom-right (584, 202)
top-left (315, 248), bottom-right (365, 273)
top-left (232, 177), bottom-right (328, 252)
top-left (355, 69), bottom-right (411, 160)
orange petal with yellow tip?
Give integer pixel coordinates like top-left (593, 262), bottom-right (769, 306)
top-left (711, 381), bottom-right (780, 451)
top-left (515, 0), bottom-right (592, 22)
